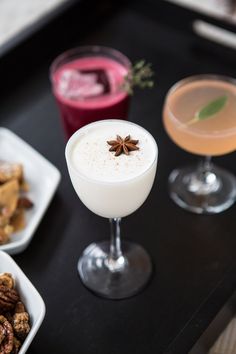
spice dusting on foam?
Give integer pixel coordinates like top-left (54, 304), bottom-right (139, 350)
top-left (71, 122), bottom-right (156, 182)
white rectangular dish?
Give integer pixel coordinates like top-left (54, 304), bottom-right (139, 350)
top-left (0, 250), bottom-right (46, 354)
top-left (0, 127), bottom-right (61, 254)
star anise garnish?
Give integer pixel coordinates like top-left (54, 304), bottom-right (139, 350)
top-left (107, 135), bottom-right (139, 156)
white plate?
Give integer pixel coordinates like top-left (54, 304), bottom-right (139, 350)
top-left (0, 250), bottom-right (46, 354)
top-left (0, 127), bottom-right (61, 254)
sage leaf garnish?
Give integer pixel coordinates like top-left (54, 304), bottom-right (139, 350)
top-left (188, 95), bottom-right (228, 125)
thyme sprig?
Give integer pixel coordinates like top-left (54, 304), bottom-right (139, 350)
top-left (121, 60), bottom-right (154, 95)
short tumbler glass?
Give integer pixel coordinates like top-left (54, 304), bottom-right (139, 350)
top-left (50, 45), bottom-right (131, 138)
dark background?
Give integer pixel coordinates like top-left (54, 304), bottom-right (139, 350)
top-left (1, 1), bottom-right (236, 353)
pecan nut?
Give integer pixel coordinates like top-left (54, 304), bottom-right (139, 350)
top-left (0, 315), bottom-right (14, 354)
top-left (13, 303), bottom-right (30, 341)
top-left (10, 337), bottom-right (21, 354)
top-left (0, 275), bottom-right (14, 290)
top-left (0, 286), bottom-right (19, 314)
top-left (17, 197), bottom-right (33, 209)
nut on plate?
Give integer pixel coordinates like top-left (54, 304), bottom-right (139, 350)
top-left (11, 337), bottom-right (21, 354)
top-left (13, 302), bottom-right (30, 341)
top-left (0, 274), bottom-right (14, 289)
top-left (0, 315), bottom-right (14, 354)
top-left (0, 286), bottom-right (19, 313)
top-left (0, 160), bottom-right (34, 245)
top-left (0, 273), bottom-right (31, 353)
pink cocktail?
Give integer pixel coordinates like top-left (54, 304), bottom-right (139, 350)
top-left (50, 46), bottom-right (131, 138)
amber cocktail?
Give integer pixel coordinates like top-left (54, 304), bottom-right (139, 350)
top-left (163, 75), bottom-right (236, 214)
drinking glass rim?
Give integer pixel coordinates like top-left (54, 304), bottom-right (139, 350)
top-left (164, 74), bottom-right (236, 137)
top-left (50, 45), bottom-right (131, 101)
top-left (65, 119), bottom-right (158, 186)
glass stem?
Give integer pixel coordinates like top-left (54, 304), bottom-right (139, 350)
top-left (198, 156), bottom-right (215, 181)
top-left (188, 155), bottom-right (220, 194)
top-left (202, 155), bottom-right (212, 172)
top-left (106, 218), bottom-right (126, 272)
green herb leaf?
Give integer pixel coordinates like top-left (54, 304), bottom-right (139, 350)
top-left (188, 95), bottom-right (228, 125)
top-left (121, 60), bottom-right (154, 95)
top-left (197, 95), bottom-right (228, 120)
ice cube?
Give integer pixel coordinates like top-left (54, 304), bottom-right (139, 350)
top-left (58, 68), bottom-right (110, 99)
top-left (81, 69), bottom-right (110, 94)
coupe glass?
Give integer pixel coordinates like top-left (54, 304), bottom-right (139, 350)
top-left (163, 75), bottom-right (236, 214)
top-left (65, 119), bottom-right (158, 299)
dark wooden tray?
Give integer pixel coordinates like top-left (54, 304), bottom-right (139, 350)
top-left (1, 1), bottom-right (236, 353)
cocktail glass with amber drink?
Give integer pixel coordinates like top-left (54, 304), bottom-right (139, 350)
top-left (163, 75), bottom-right (236, 214)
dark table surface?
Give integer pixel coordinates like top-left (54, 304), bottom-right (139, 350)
top-left (1, 1), bottom-right (236, 353)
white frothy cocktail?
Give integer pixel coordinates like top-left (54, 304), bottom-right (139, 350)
top-left (66, 119), bottom-right (157, 218)
top-left (65, 119), bottom-right (158, 299)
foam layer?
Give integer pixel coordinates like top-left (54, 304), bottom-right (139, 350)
top-left (70, 121), bottom-right (157, 182)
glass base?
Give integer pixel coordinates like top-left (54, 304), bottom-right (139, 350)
top-left (169, 164), bottom-right (236, 214)
top-left (78, 241), bottom-right (152, 299)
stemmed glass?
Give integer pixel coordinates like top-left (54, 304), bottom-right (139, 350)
top-left (163, 75), bottom-right (236, 214)
top-left (65, 119), bottom-right (158, 299)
